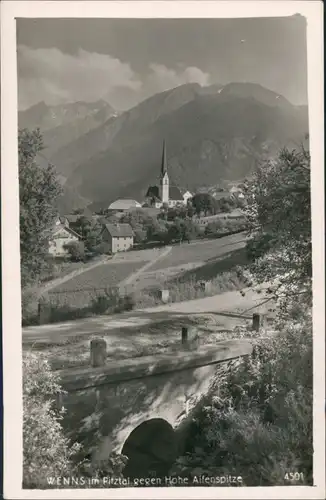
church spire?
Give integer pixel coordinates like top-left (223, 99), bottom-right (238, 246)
top-left (161, 140), bottom-right (168, 177)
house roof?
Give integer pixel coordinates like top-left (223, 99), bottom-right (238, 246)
top-left (108, 199), bottom-right (142, 210)
top-left (65, 214), bottom-right (80, 224)
top-left (50, 224), bottom-right (82, 239)
top-left (104, 223), bottom-right (134, 238)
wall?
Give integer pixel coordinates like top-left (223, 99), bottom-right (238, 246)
top-left (112, 236), bottom-right (133, 253)
top-left (58, 340), bottom-right (252, 467)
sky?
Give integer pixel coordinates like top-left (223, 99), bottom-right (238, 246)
top-left (17, 16), bottom-right (308, 111)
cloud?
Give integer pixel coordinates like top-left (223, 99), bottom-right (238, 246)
top-left (18, 45), bottom-right (141, 110)
top-left (18, 46), bottom-right (212, 110)
top-left (146, 63), bottom-right (211, 92)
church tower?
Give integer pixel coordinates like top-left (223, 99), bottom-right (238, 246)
top-left (159, 140), bottom-right (169, 205)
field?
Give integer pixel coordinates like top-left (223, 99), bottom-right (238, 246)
top-left (48, 260), bottom-right (147, 308)
top-left (132, 232), bottom-right (248, 294)
top-left (150, 232), bottom-right (247, 271)
top-left (25, 233), bottom-right (249, 324)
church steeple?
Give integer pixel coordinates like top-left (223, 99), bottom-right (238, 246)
top-left (161, 140), bottom-right (168, 177)
top-left (159, 140), bottom-right (169, 204)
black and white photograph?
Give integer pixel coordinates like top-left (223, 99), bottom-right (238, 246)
top-left (1, 1), bottom-right (325, 498)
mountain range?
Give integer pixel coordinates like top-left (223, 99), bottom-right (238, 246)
top-left (18, 82), bottom-right (309, 213)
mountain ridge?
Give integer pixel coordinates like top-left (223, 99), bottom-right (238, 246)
top-left (18, 83), bottom-right (308, 213)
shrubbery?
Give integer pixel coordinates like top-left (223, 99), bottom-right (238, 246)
top-left (64, 241), bottom-right (86, 262)
top-left (171, 311), bottom-right (312, 486)
top-left (23, 351), bottom-right (81, 488)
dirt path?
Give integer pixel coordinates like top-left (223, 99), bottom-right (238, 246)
top-left (118, 246), bottom-right (172, 290)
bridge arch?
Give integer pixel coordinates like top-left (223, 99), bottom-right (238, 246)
top-left (121, 418), bottom-right (178, 479)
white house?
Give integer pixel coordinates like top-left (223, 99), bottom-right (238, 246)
top-left (48, 225), bottom-right (81, 257)
top-left (182, 190), bottom-right (193, 204)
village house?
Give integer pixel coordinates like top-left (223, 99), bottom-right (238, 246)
top-left (229, 185), bottom-right (245, 199)
top-left (48, 225), bottom-right (81, 257)
top-left (108, 199), bottom-right (142, 212)
top-left (54, 215), bottom-right (69, 227)
top-left (101, 223), bottom-right (134, 253)
top-left (182, 190), bottom-right (193, 204)
top-left (145, 141), bottom-right (189, 209)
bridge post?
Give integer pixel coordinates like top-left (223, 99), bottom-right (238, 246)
top-left (90, 338), bottom-right (107, 367)
top-left (252, 313), bottom-right (261, 331)
top-left (181, 327), bottom-right (188, 345)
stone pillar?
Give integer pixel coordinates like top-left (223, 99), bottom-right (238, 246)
top-left (160, 289), bottom-right (169, 303)
top-left (181, 327), bottom-right (199, 347)
top-left (252, 313), bottom-right (261, 332)
top-left (90, 338), bottom-right (107, 367)
top-left (38, 299), bottom-right (51, 325)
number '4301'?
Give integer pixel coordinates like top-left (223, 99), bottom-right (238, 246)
top-left (284, 472), bottom-right (304, 482)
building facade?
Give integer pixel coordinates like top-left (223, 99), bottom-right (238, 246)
top-left (102, 223), bottom-right (134, 253)
top-left (48, 225), bottom-right (81, 257)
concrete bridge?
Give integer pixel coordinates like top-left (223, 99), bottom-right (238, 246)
top-left (57, 336), bottom-right (253, 478)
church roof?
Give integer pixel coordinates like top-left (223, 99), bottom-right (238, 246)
top-left (169, 186), bottom-right (183, 200)
top-left (146, 186), bottom-right (160, 199)
top-left (145, 185), bottom-right (183, 201)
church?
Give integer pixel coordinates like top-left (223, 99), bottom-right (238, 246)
top-left (145, 141), bottom-right (192, 209)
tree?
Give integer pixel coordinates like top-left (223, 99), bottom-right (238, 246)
top-left (133, 227), bottom-right (147, 244)
top-left (243, 145), bottom-right (311, 299)
top-left (64, 241), bottom-right (85, 262)
top-left (146, 220), bottom-right (168, 244)
top-left (19, 128), bottom-right (63, 286)
top-left (73, 216), bottom-right (102, 253)
top-left (168, 218), bottom-right (198, 244)
top-left (191, 193), bottom-right (217, 216)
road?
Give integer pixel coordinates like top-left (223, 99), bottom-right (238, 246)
top-left (23, 285), bottom-right (272, 345)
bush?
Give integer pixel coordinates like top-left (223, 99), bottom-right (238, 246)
top-left (23, 351), bottom-right (81, 488)
top-left (64, 241), bottom-right (85, 262)
top-left (172, 314), bottom-right (313, 486)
